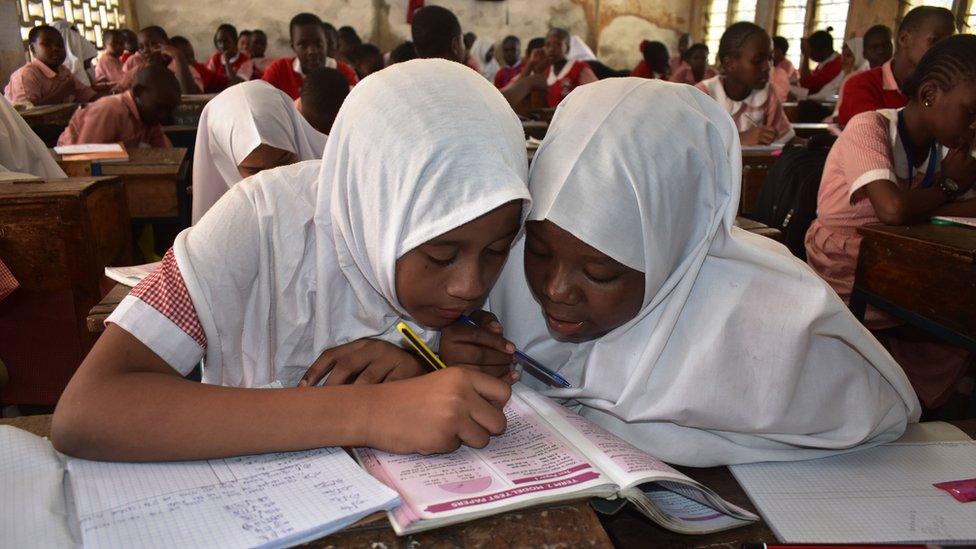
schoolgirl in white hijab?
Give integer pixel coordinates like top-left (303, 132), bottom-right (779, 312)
top-left (55, 59), bottom-right (531, 461)
top-left (0, 95), bottom-right (66, 180)
top-left (470, 37), bottom-right (500, 82)
top-left (190, 80), bottom-right (327, 223)
top-left (51, 20), bottom-right (98, 87)
top-left (488, 78), bottom-right (920, 467)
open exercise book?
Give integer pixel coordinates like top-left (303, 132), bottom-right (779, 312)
top-left (356, 384), bottom-right (758, 535)
top-left (0, 426), bottom-right (400, 549)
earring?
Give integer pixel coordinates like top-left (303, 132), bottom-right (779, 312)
top-left (924, 100), bottom-right (932, 107)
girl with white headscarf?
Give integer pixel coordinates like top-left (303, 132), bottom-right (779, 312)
top-left (52, 59), bottom-right (531, 462)
top-left (51, 20), bottom-right (99, 87)
top-left (0, 95), bottom-right (66, 180)
top-left (190, 80), bottom-right (327, 223)
top-left (483, 78), bottom-right (919, 467)
top-left (827, 37), bottom-right (872, 120)
top-left (469, 36), bottom-right (500, 82)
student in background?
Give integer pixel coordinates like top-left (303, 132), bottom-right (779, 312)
top-left (838, 7), bottom-right (955, 126)
top-left (296, 67), bottom-right (350, 134)
top-left (770, 36), bottom-right (795, 102)
top-left (262, 13), bottom-right (358, 99)
top-left (471, 78), bottom-right (920, 467)
top-left (630, 40), bottom-right (654, 78)
top-left (798, 29), bottom-right (842, 96)
top-left (696, 22), bottom-right (794, 146)
top-left (541, 28), bottom-right (597, 108)
top-left (120, 26), bottom-right (203, 94)
top-left (119, 29), bottom-right (138, 64)
top-left (463, 32), bottom-right (477, 67)
top-left (670, 32), bottom-right (691, 74)
top-left (636, 41), bottom-right (671, 79)
top-left (806, 35), bottom-right (976, 410)
top-left (323, 22), bottom-right (341, 60)
top-left (337, 26), bottom-right (362, 65)
top-left (171, 36), bottom-right (226, 93)
top-left (494, 35), bottom-right (523, 89)
top-left (57, 65), bottom-right (180, 149)
top-left (51, 60), bottom-right (528, 462)
top-left (350, 44), bottom-right (384, 79)
top-left (51, 20), bottom-right (99, 87)
top-left (388, 41), bottom-right (418, 65)
top-left (670, 43), bottom-right (715, 85)
top-left (470, 36), bottom-right (499, 82)
top-left (208, 24), bottom-right (254, 84)
top-left (826, 37), bottom-right (873, 121)
top-left (863, 24), bottom-right (894, 68)
top-left (95, 29), bottom-right (126, 85)
top-left (238, 29), bottom-right (252, 58)
top-left (410, 5), bottom-right (466, 63)
top-left (249, 30), bottom-right (271, 78)
top-left (191, 80), bottom-right (326, 223)
top-left (4, 25), bottom-right (97, 105)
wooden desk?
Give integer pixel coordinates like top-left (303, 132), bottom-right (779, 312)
top-left (0, 414), bottom-right (613, 548)
top-left (791, 122), bottom-right (837, 138)
top-left (522, 120), bottom-right (548, 140)
top-left (19, 103), bottom-right (79, 147)
top-left (529, 107), bottom-right (556, 123)
top-left (851, 224), bottom-right (976, 353)
top-left (740, 148), bottom-right (780, 217)
top-left (172, 93), bottom-right (217, 126)
top-left (56, 148), bottom-right (189, 221)
top-left (86, 282), bottom-right (129, 333)
top-left (783, 101), bottom-right (798, 122)
top-left (0, 177), bottom-right (133, 405)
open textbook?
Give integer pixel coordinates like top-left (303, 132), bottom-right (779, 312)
top-left (104, 262), bottom-right (160, 286)
top-left (0, 426), bottom-right (400, 549)
top-left (357, 384), bottom-right (759, 535)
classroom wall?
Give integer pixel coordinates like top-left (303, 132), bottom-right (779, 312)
top-left (845, 0), bottom-right (903, 38)
top-left (132, 0), bottom-right (694, 70)
top-left (0, 0), bottom-right (26, 86)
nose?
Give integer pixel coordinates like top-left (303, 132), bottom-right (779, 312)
top-left (544, 262), bottom-right (581, 306)
top-left (445, 258), bottom-right (489, 303)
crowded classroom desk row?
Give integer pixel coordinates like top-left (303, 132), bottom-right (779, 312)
top-left (3, 412), bottom-right (975, 547)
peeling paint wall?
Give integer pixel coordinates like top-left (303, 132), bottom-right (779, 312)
top-left (134, 0), bottom-right (694, 70)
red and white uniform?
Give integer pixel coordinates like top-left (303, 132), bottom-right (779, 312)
top-left (545, 60), bottom-right (597, 108)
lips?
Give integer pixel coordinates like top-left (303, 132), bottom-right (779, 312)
top-left (432, 307), bottom-right (466, 320)
top-left (544, 310), bottom-right (585, 336)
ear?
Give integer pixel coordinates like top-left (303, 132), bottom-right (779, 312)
top-left (451, 35), bottom-right (465, 62)
top-left (919, 80), bottom-right (940, 106)
top-left (896, 29), bottom-right (911, 51)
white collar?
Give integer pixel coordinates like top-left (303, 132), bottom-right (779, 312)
top-left (701, 75), bottom-right (769, 110)
top-left (547, 60), bottom-right (576, 86)
top-left (877, 108), bottom-right (941, 182)
top-left (816, 52), bottom-right (839, 70)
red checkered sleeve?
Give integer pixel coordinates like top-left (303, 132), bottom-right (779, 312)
top-left (129, 248), bottom-right (207, 348)
top-left (0, 258), bottom-right (19, 303)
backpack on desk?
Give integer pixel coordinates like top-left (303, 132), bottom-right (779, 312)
top-left (753, 136), bottom-right (835, 261)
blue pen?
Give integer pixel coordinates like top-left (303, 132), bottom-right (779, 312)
top-left (458, 314), bottom-right (571, 388)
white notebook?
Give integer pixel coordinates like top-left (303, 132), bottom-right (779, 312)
top-left (105, 262), bottom-right (160, 286)
top-left (731, 441), bottom-right (976, 544)
top-left (0, 426), bottom-right (400, 548)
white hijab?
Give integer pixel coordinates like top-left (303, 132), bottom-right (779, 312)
top-left (567, 35), bottom-right (597, 62)
top-left (470, 37), bottom-right (499, 82)
top-left (51, 21), bottom-right (98, 86)
top-left (190, 80), bottom-right (327, 223)
top-left (175, 59), bottom-right (530, 387)
top-left (845, 37), bottom-right (869, 73)
top-left (490, 78), bottom-right (920, 467)
top-left (0, 96), bottom-right (66, 180)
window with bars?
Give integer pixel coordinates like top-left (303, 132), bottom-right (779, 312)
top-left (966, 2), bottom-right (976, 32)
top-left (812, 0), bottom-right (849, 55)
top-left (704, 0), bottom-right (731, 65)
top-left (734, 0), bottom-right (758, 24)
top-left (776, 0), bottom-right (808, 67)
top-left (17, 0), bottom-right (126, 49)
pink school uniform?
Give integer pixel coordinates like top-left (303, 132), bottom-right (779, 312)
top-left (805, 108), bottom-right (970, 408)
top-left (695, 75), bottom-right (794, 143)
top-left (118, 51), bottom-right (204, 92)
top-left (57, 90), bottom-right (171, 149)
top-left (95, 51), bottom-right (124, 84)
top-left (669, 65), bottom-right (716, 85)
top-left (4, 59), bottom-right (96, 105)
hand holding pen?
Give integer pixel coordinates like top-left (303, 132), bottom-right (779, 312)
top-left (435, 311), bottom-right (521, 383)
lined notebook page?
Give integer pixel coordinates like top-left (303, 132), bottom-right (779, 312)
top-left (0, 426), bottom-right (77, 548)
top-left (731, 441), bottom-right (976, 543)
top-left (67, 447), bottom-right (400, 549)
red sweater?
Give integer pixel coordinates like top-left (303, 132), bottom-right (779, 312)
top-left (799, 54), bottom-right (842, 95)
top-left (261, 57), bottom-right (358, 99)
top-left (837, 62), bottom-right (907, 126)
top-left (192, 62), bottom-right (228, 93)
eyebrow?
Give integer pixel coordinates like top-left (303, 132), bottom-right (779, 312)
top-left (426, 228), bottom-right (520, 247)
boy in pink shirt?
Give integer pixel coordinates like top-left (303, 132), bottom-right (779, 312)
top-left (4, 25), bottom-right (97, 105)
top-left (118, 26), bottom-right (202, 94)
top-left (58, 65), bottom-right (181, 149)
top-left (95, 29), bottom-right (126, 85)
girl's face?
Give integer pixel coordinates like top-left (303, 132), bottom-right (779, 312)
top-left (32, 29), bottom-right (66, 67)
top-left (237, 144), bottom-right (299, 178)
top-left (544, 35), bottom-right (568, 65)
top-left (106, 32), bottom-right (125, 56)
top-left (523, 220), bottom-right (645, 343)
top-left (396, 201), bottom-right (523, 329)
top-left (925, 80), bottom-right (976, 150)
top-left (688, 48), bottom-right (708, 73)
top-left (237, 33), bottom-right (251, 56)
top-left (215, 29), bottom-right (237, 54)
top-left (863, 35), bottom-right (892, 68)
top-left (251, 33), bottom-right (268, 58)
top-left (724, 34), bottom-right (772, 90)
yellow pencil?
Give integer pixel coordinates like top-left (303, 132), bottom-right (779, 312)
top-left (397, 322), bottom-right (447, 371)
